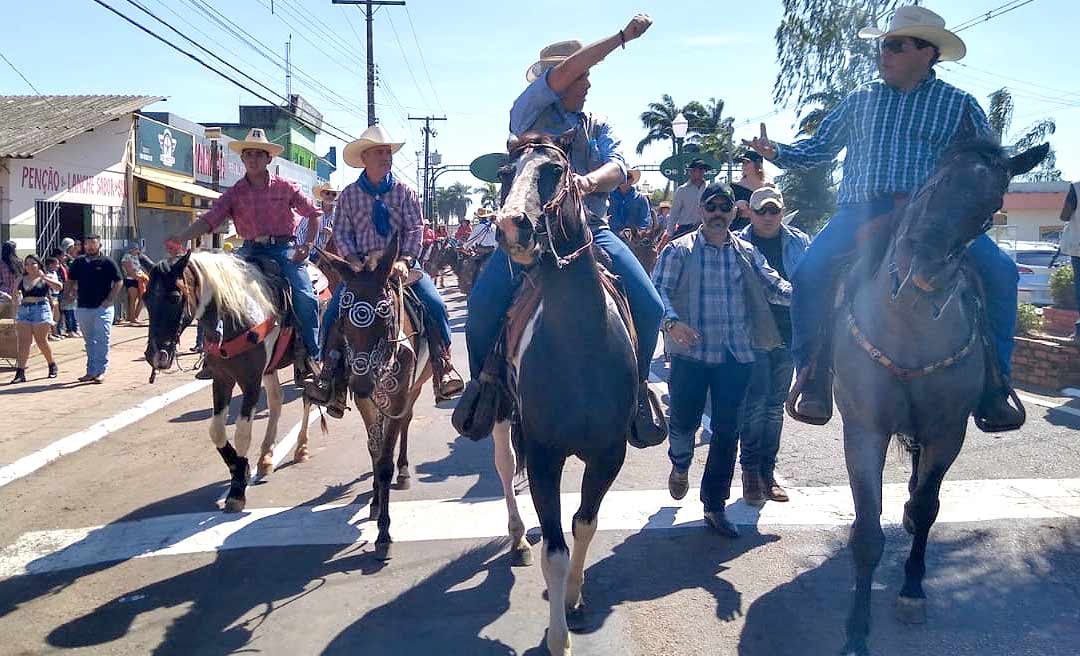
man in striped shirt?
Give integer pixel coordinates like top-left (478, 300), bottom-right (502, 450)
top-left (745, 6), bottom-right (1023, 431)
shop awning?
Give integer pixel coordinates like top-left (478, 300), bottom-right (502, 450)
top-left (135, 169), bottom-right (221, 200)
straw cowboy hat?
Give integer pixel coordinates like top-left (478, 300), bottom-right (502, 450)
top-left (626, 169), bottom-right (642, 186)
top-left (475, 207), bottom-right (495, 219)
top-left (343, 125), bottom-right (405, 168)
top-left (858, 6), bottom-right (966, 62)
top-left (228, 127), bottom-right (284, 157)
top-left (526, 40), bottom-right (583, 82)
top-left (312, 181), bottom-right (340, 197)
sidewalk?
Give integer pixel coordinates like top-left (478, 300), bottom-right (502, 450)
top-left (0, 323), bottom-right (207, 467)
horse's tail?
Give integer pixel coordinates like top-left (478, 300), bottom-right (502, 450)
top-left (511, 418), bottom-right (526, 477)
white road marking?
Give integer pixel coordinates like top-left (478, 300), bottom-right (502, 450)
top-left (1062, 387), bottom-right (1080, 399)
top-left (2, 478), bottom-right (1078, 578)
top-left (270, 411), bottom-right (323, 469)
top-left (1017, 392), bottom-right (1080, 419)
top-left (0, 379), bottom-right (213, 490)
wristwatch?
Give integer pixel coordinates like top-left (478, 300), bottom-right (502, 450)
top-left (662, 318), bottom-right (678, 333)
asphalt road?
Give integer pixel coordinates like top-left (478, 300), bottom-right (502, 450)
top-left (1, 278), bottom-right (1078, 655)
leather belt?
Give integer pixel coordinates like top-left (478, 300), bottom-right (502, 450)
top-left (244, 235), bottom-right (295, 246)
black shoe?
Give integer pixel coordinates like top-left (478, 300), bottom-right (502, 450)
top-left (703, 509), bottom-right (739, 538)
top-left (789, 365), bottom-right (833, 425)
top-left (974, 382), bottom-right (1026, 433)
top-left (628, 382), bottom-right (668, 448)
top-left (9, 368), bottom-right (26, 384)
top-left (47, 363), bottom-right (58, 379)
top-left (668, 465), bottom-right (689, 500)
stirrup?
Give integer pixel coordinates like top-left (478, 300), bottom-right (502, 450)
top-left (785, 366), bottom-right (831, 426)
top-left (974, 386), bottom-right (1026, 433)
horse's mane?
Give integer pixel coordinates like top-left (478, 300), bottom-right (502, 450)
top-left (187, 252), bottom-right (276, 324)
top-left (941, 137), bottom-right (1006, 165)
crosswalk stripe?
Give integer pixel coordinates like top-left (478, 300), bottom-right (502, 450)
top-left (2, 477), bottom-right (1077, 578)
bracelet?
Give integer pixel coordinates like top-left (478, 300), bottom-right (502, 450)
top-left (619, 30), bottom-right (626, 49)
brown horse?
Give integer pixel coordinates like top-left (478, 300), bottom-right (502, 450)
top-left (422, 237), bottom-right (460, 288)
top-left (619, 211), bottom-right (665, 274)
top-left (318, 235), bottom-right (433, 561)
top-left (144, 251), bottom-right (320, 513)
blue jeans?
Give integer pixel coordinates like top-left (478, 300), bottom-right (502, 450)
top-left (238, 243), bottom-right (320, 359)
top-left (790, 200), bottom-right (1018, 377)
top-left (666, 356), bottom-right (751, 512)
top-left (322, 268), bottom-right (451, 348)
top-left (738, 347), bottom-right (794, 479)
top-left (63, 309), bottom-right (78, 334)
top-left (76, 306), bottom-right (114, 377)
top-left (1072, 256), bottom-right (1080, 326)
top-left (465, 226), bottom-right (663, 379)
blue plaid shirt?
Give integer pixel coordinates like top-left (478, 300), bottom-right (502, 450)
top-left (652, 230), bottom-right (791, 364)
top-left (773, 71), bottom-right (991, 204)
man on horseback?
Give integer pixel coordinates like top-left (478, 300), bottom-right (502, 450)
top-left (165, 128), bottom-right (322, 380)
top-left (608, 169), bottom-right (650, 233)
top-left (306, 126), bottom-right (464, 413)
top-left (466, 13), bottom-right (666, 442)
top-left (745, 5), bottom-right (1024, 431)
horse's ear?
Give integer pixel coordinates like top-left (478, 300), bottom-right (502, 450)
top-left (374, 232), bottom-right (400, 282)
top-left (1008, 143), bottom-right (1050, 177)
top-left (506, 134), bottom-right (522, 154)
top-left (316, 247), bottom-right (356, 281)
top-left (174, 251), bottom-right (190, 274)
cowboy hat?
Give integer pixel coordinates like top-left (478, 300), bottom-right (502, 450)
top-left (312, 181), bottom-right (340, 197)
top-left (342, 125), bottom-right (405, 168)
top-left (228, 127), bottom-right (284, 157)
top-left (626, 169), bottom-right (641, 186)
top-left (658, 201), bottom-right (671, 210)
top-left (526, 40), bottom-right (583, 82)
top-left (858, 6), bottom-right (966, 62)
top-left (475, 207), bottom-right (495, 219)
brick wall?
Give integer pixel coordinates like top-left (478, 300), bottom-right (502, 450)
top-left (1011, 335), bottom-right (1080, 390)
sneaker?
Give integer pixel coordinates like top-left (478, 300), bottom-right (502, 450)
top-left (668, 465), bottom-right (689, 500)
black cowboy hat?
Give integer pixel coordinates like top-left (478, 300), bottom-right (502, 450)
top-left (687, 158), bottom-right (710, 170)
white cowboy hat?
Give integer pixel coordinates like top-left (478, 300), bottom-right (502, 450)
top-left (526, 40), bottom-right (583, 82)
top-left (227, 127), bottom-right (284, 157)
top-left (475, 207), bottom-right (495, 219)
top-left (312, 181), bottom-right (340, 197)
top-left (625, 169), bottom-right (642, 186)
top-left (857, 6), bottom-right (966, 62)
top-left (342, 125), bottom-right (405, 168)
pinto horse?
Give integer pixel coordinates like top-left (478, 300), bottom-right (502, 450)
top-left (495, 134), bottom-right (636, 656)
top-left (318, 235), bottom-right (433, 561)
top-left (826, 141), bottom-right (1047, 656)
top-left (422, 237), bottom-right (460, 288)
top-left (144, 251), bottom-right (319, 512)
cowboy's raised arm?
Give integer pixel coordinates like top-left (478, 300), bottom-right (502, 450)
top-left (760, 95), bottom-right (854, 171)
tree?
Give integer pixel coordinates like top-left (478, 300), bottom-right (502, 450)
top-left (636, 94), bottom-right (684, 157)
top-left (685, 97), bottom-right (736, 172)
top-left (480, 182), bottom-right (499, 210)
top-left (987, 87), bottom-right (1061, 182)
top-left (433, 182), bottom-right (475, 223)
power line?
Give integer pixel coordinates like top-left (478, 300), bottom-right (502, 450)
top-left (0, 50), bottom-right (42, 95)
top-left (89, 0), bottom-right (359, 144)
top-left (951, 0), bottom-right (1038, 33)
top-left (383, 10), bottom-right (434, 110)
top-left (403, 5), bottom-right (445, 114)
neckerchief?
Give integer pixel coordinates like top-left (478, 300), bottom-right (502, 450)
top-left (357, 170), bottom-right (395, 237)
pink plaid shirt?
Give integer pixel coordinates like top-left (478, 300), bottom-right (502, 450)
top-left (200, 173), bottom-right (321, 240)
top-left (334, 178), bottom-right (423, 260)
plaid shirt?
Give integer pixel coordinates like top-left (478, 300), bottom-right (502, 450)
top-left (773, 71), bottom-right (991, 205)
top-left (200, 173), bottom-right (321, 240)
top-left (652, 231), bottom-right (791, 364)
top-left (334, 177), bottom-right (423, 260)
top-left (295, 207), bottom-right (334, 251)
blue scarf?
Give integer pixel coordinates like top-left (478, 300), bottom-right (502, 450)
top-left (357, 170), bottom-right (395, 237)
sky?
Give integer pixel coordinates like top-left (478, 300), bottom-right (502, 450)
top-left (2, 0), bottom-right (1079, 204)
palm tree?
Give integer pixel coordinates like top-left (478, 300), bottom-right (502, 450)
top-left (685, 97), bottom-right (736, 172)
top-left (987, 87), bottom-right (1061, 181)
top-left (480, 182), bottom-right (499, 210)
top-left (636, 94), bottom-right (684, 157)
top-left (446, 182), bottom-right (474, 221)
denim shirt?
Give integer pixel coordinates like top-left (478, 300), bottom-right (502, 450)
top-left (736, 223), bottom-right (811, 279)
top-left (510, 70), bottom-right (628, 223)
top-left (608, 187), bottom-right (651, 232)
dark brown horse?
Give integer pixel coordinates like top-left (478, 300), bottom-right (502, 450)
top-left (144, 252), bottom-right (319, 513)
top-left (422, 237), bottom-right (460, 288)
top-left (318, 235), bottom-right (433, 561)
top-left (619, 211), bottom-right (665, 274)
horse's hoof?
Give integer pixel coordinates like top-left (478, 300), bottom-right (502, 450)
top-left (511, 544), bottom-right (533, 567)
top-left (896, 596), bottom-right (926, 625)
top-left (256, 462), bottom-right (273, 478)
top-left (374, 542), bottom-right (393, 561)
top-left (566, 604), bottom-right (587, 632)
top-left (395, 472), bottom-right (411, 490)
top-left (223, 496), bottom-right (246, 513)
top-left (294, 446), bottom-right (310, 463)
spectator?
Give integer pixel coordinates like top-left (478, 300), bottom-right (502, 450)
top-left (44, 256), bottom-right (64, 340)
top-left (0, 240), bottom-right (20, 309)
top-left (1059, 181), bottom-right (1080, 338)
top-left (731, 150), bottom-right (771, 232)
top-left (454, 218), bottom-right (472, 243)
top-left (667, 159), bottom-right (710, 237)
top-left (9, 255), bottom-right (63, 383)
top-left (67, 235), bottom-right (122, 383)
top-left (58, 238), bottom-right (80, 337)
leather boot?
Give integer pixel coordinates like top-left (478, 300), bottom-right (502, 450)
top-left (629, 381), bottom-right (668, 448)
top-left (741, 470), bottom-right (766, 507)
top-left (431, 344), bottom-right (464, 402)
top-left (975, 377), bottom-right (1026, 433)
top-left (788, 359), bottom-right (833, 425)
top-left (763, 472), bottom-right (790, 502)
top-left (305, 348), bottom-right (340, 406)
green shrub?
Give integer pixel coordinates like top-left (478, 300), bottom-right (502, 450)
top-left (1050, 265), bottom-right (1076, 310)
top-left (1016, 303), bottom-right (1043, 335)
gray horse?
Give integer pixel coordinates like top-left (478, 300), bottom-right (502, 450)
top-left (830, 140), bottom-right (1048, 656)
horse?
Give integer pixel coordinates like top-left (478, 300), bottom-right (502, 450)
top-left (619, 211), bottom-right (665, 274)
top-left (144, 251), bottom-right (321, 513)
top-left (422, 237), bottom-right (460, 288)
top-left (455, 246), bottom-right (494, 296)
top-left (495, 134), bottom-right (637, 656)
top-left (317, 236), bottom-right (433, 562)
top-left (826, 140), bottom-right (1047, 656)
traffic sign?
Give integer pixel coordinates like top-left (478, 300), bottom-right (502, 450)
top-left (659, 153), bottom-right (723, 183)
top-left (470, 153), bottom-right (508, 183)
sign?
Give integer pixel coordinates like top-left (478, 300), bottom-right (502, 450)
top-left (137, 116), bottom-right (194, 176)
top-left (195, 137), bottom-right (244, 187)
top-left (17, 164), bottom-right (126, 205)
top-left (659, 153), bottom-right (722, 183)
top-left (470, 153), bottom-right (509, 183)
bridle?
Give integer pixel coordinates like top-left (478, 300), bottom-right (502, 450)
top-left (507, 141), bottom-right (593, 269)
top-left (146, 264), bottom-right (199, 382)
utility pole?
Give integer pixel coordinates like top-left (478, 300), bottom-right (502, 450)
top-left (331, 0), bottom-right (406, 126)
top-left (284, 35), bottom-right (292, 100)
top-left (409, 115), bottom-right (446, 224)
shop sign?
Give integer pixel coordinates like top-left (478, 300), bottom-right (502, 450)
top-left (137, 116), bottom-right (194, 175)
top-left (17, 164), bottom-right (126, 205)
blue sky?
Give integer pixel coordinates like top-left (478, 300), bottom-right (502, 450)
top-left (3, 0), bottom-right (1078, 199)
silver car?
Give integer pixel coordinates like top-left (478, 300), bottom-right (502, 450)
top-left (1000, 241), bottom-right (1066, 306)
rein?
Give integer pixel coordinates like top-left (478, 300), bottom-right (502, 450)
top-left (512, 141), bottom-right (593, 269)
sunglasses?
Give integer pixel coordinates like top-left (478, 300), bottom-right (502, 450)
top-left (753, 206), bottom-right (782, 216)
top-left (703, 200), bottom-right (734, 213)
top-left (880, 38), bottom-right (910, 54)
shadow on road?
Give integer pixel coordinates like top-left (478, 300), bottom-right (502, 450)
top-left (169, 384), bottom-right (304, 424)
top-left (415, 435), bottom-right (505, 500)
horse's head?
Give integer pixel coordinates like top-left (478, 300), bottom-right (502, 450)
top-left (496, 133), bottom-right (587, 267)
top-left (144, 252), bottom-right (194, 370)
top-left (320, 234), bottom-right (402, 399)
top-left (897, 140), bottom-right (1049, 294)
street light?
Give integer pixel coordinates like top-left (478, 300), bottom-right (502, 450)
top-left (672, 112), bottom-right (689, 184)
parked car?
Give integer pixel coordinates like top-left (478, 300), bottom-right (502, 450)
top-left (999, 241), bottom-right (1067, 306)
